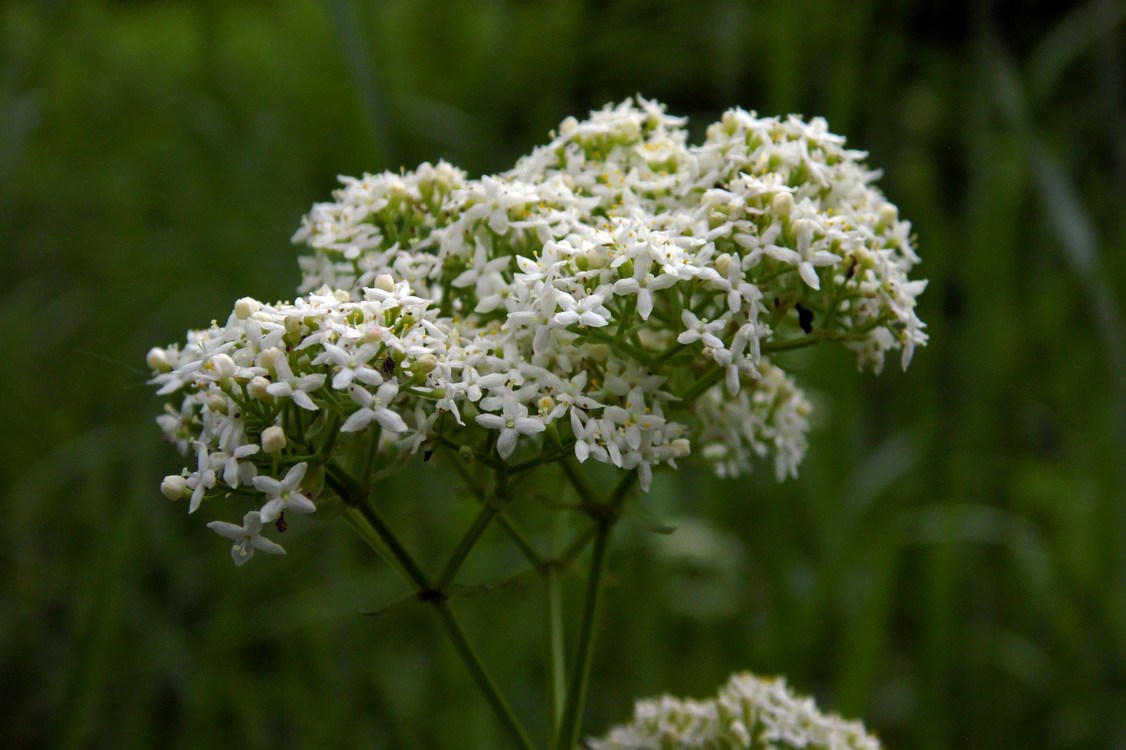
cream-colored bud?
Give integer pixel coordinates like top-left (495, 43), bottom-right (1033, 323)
top-left (772, 191), bottom-right (794, 216)
top-left (364, 325), bottom-right (384, 343)
top-left (586, 344), bottom-right (610, 363)
top-left (715, 253), bottom-right (733, 276)
top-left (410, 353), bottom-right (438, 376)
top-left (877, 202), bottom-right (898, 228)
top-left (258, 347), bottom-right (282, 372)
top-left (261, 425), bottom-right (287, 453)
top-left (249, 376), bottom-right (271, 400)
top-left (671, 438), bottom-right (691, 457)
top-left (205, 354), bottom-right (237, 379)
top-left (284, 315), bottom-right (303, 334)
top-left (373, 273), bottom-right (395, 292)
top-left (206, 393), bottom-right (229, 415)
top-left (161, 475), bottom-right (188, 501)
top-left (333, 289), bottom-right (351, 303)
top-left (146, 347), bottom-right (172, 373)
top-left (234, 297), bottom-right (261, 320)
top-left (584, 246), bottom-right (607, 269)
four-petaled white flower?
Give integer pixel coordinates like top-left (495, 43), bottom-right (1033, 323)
top-left (187, 442), bottom-right (221, 513)
top-left (220, 443), bottom-right (260, 488)
top-left (475, 391), bottom-right (546, 459)
top-left (266, 350), bottom-right (326, 410)
top-left (254, 462), bottom-right (316, 524)
top-left (603, 387), bottom-right (666, 451)
top-left (678, 310), bottom-right (727, 349)
top-left (316, 342), bottom-right (385, 389)
top-left (553, 289), bottom-right (611, 328)
top-left (207, 511), bottom-right (286, 566)
top-left (341, 381), bottom-right (409, 433)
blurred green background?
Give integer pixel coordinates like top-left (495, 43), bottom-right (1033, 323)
top-left (4, 0), bottom-right (1125, 747)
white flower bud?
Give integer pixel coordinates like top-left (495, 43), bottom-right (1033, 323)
top-left (584, 246), bottom-right (608, 269)
top-left (261, 425), bottom-right (287, 453)
top-left (248, 376), bottom-right (271, 400)
top-left (586, 344), bottom-right (610, 363)
top-left (284, 315), bottom-right (303, 334)
top-left (204, 353), bottom-right (237, 380)
top-left (206, 392), bottom-right (229, 415)
top-left (410, 353), bottom-right (438, 376)
top-left (364, 325), bottom-right (384, 343)
top-left (373, 274), bottom-right (395, 292)
top-left (146, 347), bottom-right (173, 373)
top-left (161, 475), bottom-right (188, 501)
top-left (258, 347), bottom-right (282, 372)
top-left (878, 202), bottom-right (898, 229)
top-left (234, 297), bottom-right (261, 320)
top-left (771, 191), bottom-right (794, 216)
top-left (715, 253), bottom-right (733, 276)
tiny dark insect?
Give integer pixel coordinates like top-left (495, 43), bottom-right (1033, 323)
top-left (795, 303), bottom-right (814, 334)
top-left (846, 256), bottom-right (858, 279)
top-left (382, 356), bottom-right (396, 375)
top-left (424, 449), bottom-right (434, 462)
top-left (275, 513), bottom-right (288, 533)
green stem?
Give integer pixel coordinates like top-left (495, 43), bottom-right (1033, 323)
top-left (354, 492), bottom-right (431, 592)
top-left (342, 507), bottom-right (413, 583)
top-left (679, 364), bottom-right (725, 402)
top-left (496, 513), bottom-right (547, 570)
top-left (432, 599), bottom-right (536, 750)
top-left (436, 496), bottom-right (501, 591)
top-left (360, 423), bottom-right (383, 487)
top-left (559, 459), bottom-right (604, 511)
top-left (554, 518), bottom-right (614, 750)
top-left (447, 444), bottom-right (545, 570)
top-left (761, 332), bottom-right (830, 353)
top-left (332, 465), bottom-right (534, 750)
top-left (546, 563), bottom-right (567, 737)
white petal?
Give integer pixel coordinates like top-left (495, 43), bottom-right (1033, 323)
top-left (374, 408), bottom-right (409, 433)
top-left (341, 409), bottom-right (374, 433)
top-left (496, 430), bottom-right (517, 459)
top-left (799, 262), bottom-right (821, 290)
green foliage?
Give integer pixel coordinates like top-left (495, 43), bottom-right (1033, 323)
top-left (3, 0), bottom-right (1124, 748)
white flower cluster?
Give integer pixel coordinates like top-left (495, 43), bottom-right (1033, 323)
top-left (587, 671), bottom-right (882, 750)
top-left (149, 97), bottom-right (925, 563)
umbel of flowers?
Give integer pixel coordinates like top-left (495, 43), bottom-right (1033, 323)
top-left (150, 97), bottom-right (925, 563)
top-left (148, 97), bottom-right (923, 749)
top-left (588, 672), bottom-right (882, 750)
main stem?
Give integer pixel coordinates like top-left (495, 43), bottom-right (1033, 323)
top-left (330, 468), bottom-right (535, 750)
top-left (554, 517), bottom-right (614, 750)
top-left (433, 598), bottom-right (537, 750)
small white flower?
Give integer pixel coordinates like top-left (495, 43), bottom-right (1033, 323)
top-left (220, 443), bottom-right (260, 488)
top-left (207, 511), bottom-right (287, 567)
top-left (475, 391), bottom-right (546, 459)
top-left (340, 381), bottom-right (409, 433)
top-left (677, 310), bottom-right (726, 349)
top-left (254, 462), bottom-right (316, 523)
top-left (553, 289), bottom-right (611, 328)
top-left (603, 387), bottom-right (666, 451)
top-left (265, 350), bottom-right (326, 410)
top-left (186, 443), bottom-right (220, 513)
top-left (316, 342), bottom-right (385, 389)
